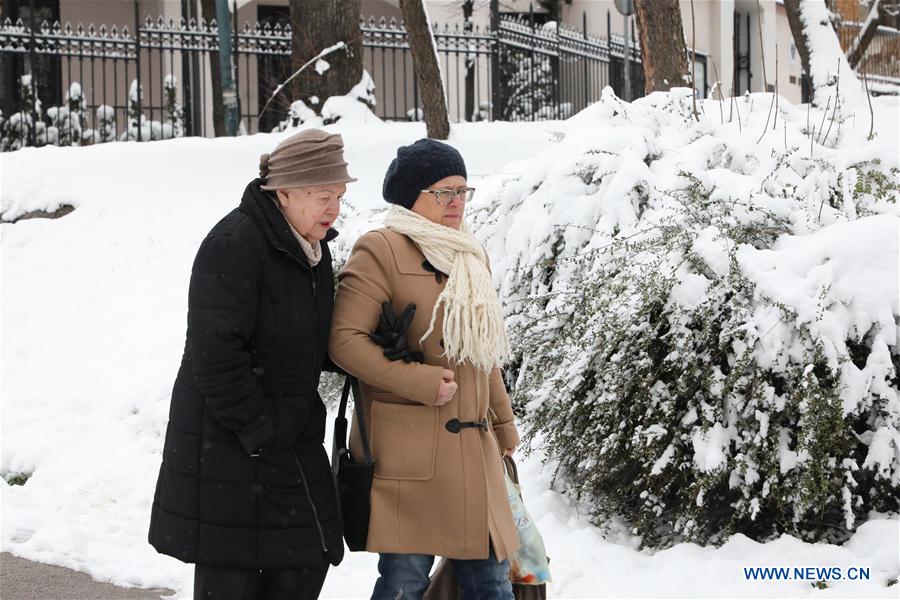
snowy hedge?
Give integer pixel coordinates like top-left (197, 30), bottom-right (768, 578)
top-left (472, 88), bottom-right (899, 547)
top-left (1, 76), bottom-right (183, 151)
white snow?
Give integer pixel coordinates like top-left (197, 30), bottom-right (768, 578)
top-left (270, 71), bottom-right (378, 133)
top-left (2, 88), bottom-right (899, 599)
top-left (799, 1), bottom-right (867, 108)
top-left (320, 95), bottom-right (381, 125)
top-left (739, 214), bottom-right (899, 402)
top-left (692, 423), bottom-right (733, 473)
top-left (863, 426), bottom-right (900, 484)
top-left (667, 272), bottom-right (710, 311)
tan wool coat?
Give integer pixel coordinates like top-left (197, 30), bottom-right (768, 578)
top-left (329, 228), bottom-right (521, 561)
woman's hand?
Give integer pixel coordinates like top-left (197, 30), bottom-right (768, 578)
top-left (433, 369), bottom-right (457, 407)
top-left (503, 443), bottom-right (518, 457)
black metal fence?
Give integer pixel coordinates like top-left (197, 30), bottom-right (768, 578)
top-left (838, 22), bottom-right (900, 94)
top-left (0, 8), bottom-right (649, 150)
top-left (361, 11), bottom-right (646, 124)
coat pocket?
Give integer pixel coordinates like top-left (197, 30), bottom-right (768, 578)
top-left (370, 400), bottom-right (438, 481)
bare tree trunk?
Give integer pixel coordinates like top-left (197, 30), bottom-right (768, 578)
top-left (538, 0), bottom-right (563, 23)
top-left (784, 0), bottom-right (866, 107)
top-left (399, 0), bottom-right (450, 139)
top-left (289, 0), bottom-right (362, 113)
top-left (633, 0), bottom-right (689, 94)
top-left (847, 0), bottom-right (883, 70)
top-left (784, 0), bottom-right (812, 84)
top-left (201, 0), bottom-right (225, 137)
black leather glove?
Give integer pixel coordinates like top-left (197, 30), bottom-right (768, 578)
top-left (368, 301), bottom-right (424, 363)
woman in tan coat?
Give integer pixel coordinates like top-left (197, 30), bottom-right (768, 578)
top-left (329, 138), bottom-right (519, 600)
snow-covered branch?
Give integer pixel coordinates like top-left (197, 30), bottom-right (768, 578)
top-left (259, 42), bottom-right (348, 118)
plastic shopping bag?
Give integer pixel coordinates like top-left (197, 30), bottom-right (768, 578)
top-left (504, 456), bottom-right (552, 585)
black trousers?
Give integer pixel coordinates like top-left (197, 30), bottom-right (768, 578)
top-left (194, 563), bottom-right (329, 600)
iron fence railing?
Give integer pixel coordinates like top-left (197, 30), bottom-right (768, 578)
top-left (0, 7), bottom-right (654, 150)
top-left (838, 21), bottom-right (900, 92)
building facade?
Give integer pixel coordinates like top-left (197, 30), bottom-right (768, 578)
top-left (1, 0), bottom-right (895, 145)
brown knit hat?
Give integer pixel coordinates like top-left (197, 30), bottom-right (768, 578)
top-left (259, 128), bottom-right (357, 190)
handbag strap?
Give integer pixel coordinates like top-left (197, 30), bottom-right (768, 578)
top-left (502, 455), bottom-right (520, 485)
top-left (487, 406), bottom-right (521, 484)
top-left (338, 375), bottom-right (373, 465)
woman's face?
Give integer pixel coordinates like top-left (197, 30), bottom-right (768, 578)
top-left (410, 175), bottom-right (467, 230)
top-left (275, 183), bottom-right (345, 243)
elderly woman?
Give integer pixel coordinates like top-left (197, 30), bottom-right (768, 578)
top-left (148, 128), bottom-right (352, 600)
top-left (329, 139), bottom-right (520, 600)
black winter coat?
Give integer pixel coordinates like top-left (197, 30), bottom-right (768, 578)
top-left (148, 178), bottom-right (344, 569)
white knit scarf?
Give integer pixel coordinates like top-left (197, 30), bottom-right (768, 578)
top-left (384, 205), bottom-right (510, 373)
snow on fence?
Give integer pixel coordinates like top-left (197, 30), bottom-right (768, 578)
top-left (0, 11), bottom-right (650, 150)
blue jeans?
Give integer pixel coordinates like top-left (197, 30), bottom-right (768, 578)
top-left (371, 548), bottom-right (514, 600)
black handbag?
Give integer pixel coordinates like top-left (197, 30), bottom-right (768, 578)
top-left (331, 375), bottom-right (376, 552)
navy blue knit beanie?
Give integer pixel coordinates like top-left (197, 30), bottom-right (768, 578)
top-left (382, 138), bottom-right (468, 209)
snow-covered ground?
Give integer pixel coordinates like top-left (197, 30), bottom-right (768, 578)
top-left (2, 95), bottom-right (898, 599)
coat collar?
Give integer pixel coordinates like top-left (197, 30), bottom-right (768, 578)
top-left (240, 178), bottom-right (338, 266)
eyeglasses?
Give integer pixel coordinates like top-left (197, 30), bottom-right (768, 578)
top-left (420, 187), bottom-right (475, 206)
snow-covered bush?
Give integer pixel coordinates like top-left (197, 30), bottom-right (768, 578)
top-left (499, 21), bottom-right (569, 121)
top-left (470, 101), bottom-right (491, 122)
top-left (2, 75), bottom-right (185, 150)
top-left (120, 78), bottom-right (183, 142)
top-left (83, 105), bottom-right (117, 145)
top-left (45, 82), bottom-right (87, 147)
top-left (273, 71), bottom-right (380, 132)
top-left (472, 87), bottom-right (899, 548)
top-left (273, 99), bottom-right (318, 131)
top-left (163, 75), bottom-right (184, 138)
top-left (1, 75), bottom-right (45, 151)
top-left (500, 51), bottom-right (560, 121)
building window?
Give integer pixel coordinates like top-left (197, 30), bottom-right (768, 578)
top-left (693, 54), bottom-right (708, 99)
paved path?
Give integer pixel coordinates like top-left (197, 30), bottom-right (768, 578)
top-left (0, 553), bottom-right (172, 600)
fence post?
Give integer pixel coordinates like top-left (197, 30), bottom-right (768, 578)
top-left (411, 18), bottom-right (420, 120)
top-left (180, 0), bottom-right (193, 136)
top-left (529, 2), bottom-right (535, 122)
top-left (26, 0), bottom-right (37, 146)
top-left (623, 12), bottom-right (631, 101)
top-left (554, 16), bottom-right (560, 118)
top-left (134, 0), bottom-right (142, 141)
top-left (232, 0), bottom-right (240, 132)
top-left (583, 10), bottom-right (589, 110)
top-left (606, 9), bottom-right (610, 44)
top-left (215, 0), bottom-right (238, 135)
top-left (490, 0), bottom-right (500, 121)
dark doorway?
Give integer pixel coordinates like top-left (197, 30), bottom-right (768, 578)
top-left (733, 11), bottom-right (752, 95)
